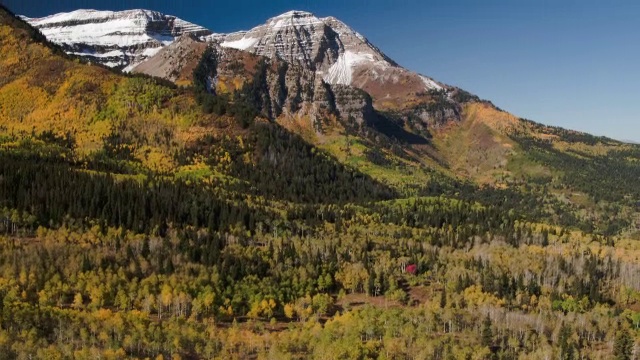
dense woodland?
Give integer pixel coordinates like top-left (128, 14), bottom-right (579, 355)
top-left (2, 110), bottom-right (640, 359)
top-left (1, 5), bottom-right (640, 359)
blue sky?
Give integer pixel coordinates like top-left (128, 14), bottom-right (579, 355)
top-left (7, 0), bottom-right (640, 142)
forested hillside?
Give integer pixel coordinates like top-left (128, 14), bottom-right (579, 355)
top-left (2, 5), bottom-right (640, 359)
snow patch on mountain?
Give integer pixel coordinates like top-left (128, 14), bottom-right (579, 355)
top-left (324, 51), bottom-right (382, 85)
top-left (419, 75), bottom-right (443, 91)
top-left (142, 47), bottom-right (163, 57)
top-left (22, 9), bottom-right (119, 24)
top-left (69, 49), bottom-right (125, 58)
top-left (268, 10), bottom-right (324, 29)
top-left (220, 37), bottom-right (259, 51)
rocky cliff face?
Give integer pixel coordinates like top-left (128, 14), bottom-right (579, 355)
top-left (143, 33), bottom-right (370, 132)
top-left (22, 9), bottom-right (211, 70)
top-left (240, 55), bottom-right (376, 130)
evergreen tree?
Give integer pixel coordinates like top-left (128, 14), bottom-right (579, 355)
top-left (613, 327), bottom-right (633, 360)
top-left (481, 315), bottom-right (493, 347)
top-left (558, 323), bottom-right (575, 360)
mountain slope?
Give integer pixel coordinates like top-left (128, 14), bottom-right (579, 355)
top-left (131, 34), bottom-right (210, 86)
top-left (11, 5), bottom-right (640, 235)
top-left (127, 10), bottom-right (640, 210)
top-left (23, 8), bottom-right (640, 215)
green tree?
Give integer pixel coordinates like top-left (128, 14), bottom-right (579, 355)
top-left (558, 323), bottom-right (575, 360)
top-left (440, 287), bottom-right (447, 309)
top-left (613, 327), bottom-right (633, 360)
top-left (481, 315), bottom-right (493, 347)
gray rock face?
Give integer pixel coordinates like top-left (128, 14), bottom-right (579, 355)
top-left (22, 9), bottom-right (212, 70)
top-left (330, 85), bottom-right (375, 126)
top-left (262, 65), bottom-right (376, 132)
top-left (217, 11), bottom-right (337, 70)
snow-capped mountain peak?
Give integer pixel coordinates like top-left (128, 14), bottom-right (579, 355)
top-left (272, 10), bottom-right (314, 17)
top-left (214, 10), bottom-right (441, 97)
top-left (217, 10), bottom-right (396, 83)
top-left (267, 10), bottom-right (319, 25)
top-left (22, 9), bottom-right (211, 69)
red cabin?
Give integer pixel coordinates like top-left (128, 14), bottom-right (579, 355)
top-left (406, 264), bottom-right (417, 275)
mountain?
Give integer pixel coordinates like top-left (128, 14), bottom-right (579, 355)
top-left (0, 4), bottom-right (392, 200)
top-left (127, 10), bottom-right (640, 237)
top-left (214, 10), bottom-right (393, 72)
top-left (24, 9), bottom-right (446, 112)
top-left (22, 9), bottom-right (211, 70)
top-left (22, 8), bottom-right (640, 203)
top-left (215, 10), bottom-right (443, 110)
top-left (135, 9), bottom-right (466, 135)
